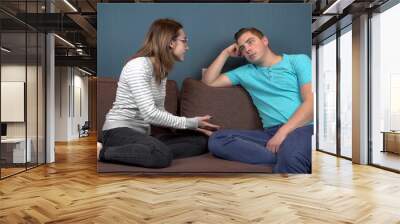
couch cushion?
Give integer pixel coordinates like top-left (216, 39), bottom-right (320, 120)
top-left (151, 80), bottom-right (180, 136)
top-left (97, 153), bottom-right (272, 173)
top-left (164, 79), bottom-right (180, 115)
top-left (97, 77), bottom-right (118, 141)
top-left (180, 78), bottom-right (263, 130)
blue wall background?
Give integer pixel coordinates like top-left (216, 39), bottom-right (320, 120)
top-left (98, 3), bottom-right (311, 87)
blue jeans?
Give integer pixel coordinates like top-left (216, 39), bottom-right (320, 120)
top-left (208, 125), bottom-right (313, 173)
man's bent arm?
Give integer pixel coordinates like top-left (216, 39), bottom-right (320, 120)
top-left (202, 50), bottom-right (229, 84)
top-left (202, 45), bottom-right (236, 87)
top-left (278, 83), bottom-right (314, 136)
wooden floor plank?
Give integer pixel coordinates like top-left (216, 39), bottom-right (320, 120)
top-left (1, 134), bottom-right (400, 223)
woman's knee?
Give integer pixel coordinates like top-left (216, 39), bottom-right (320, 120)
top-left (149, 154), bottom-right (172, 168)
top-left (190, 136), bottom-right (209, 155)
top-left (146, 141), bottom-right (173, 168)
top-left (171, 136), bottom-right (209, 159)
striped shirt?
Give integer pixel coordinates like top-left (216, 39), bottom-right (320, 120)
top-left (102, 57), bottom-right (198, 135)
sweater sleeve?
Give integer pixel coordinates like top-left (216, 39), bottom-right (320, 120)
top-left (159, 79), bottom-right (167, 111)
top-left (123, 58), bottom-right (198, 129)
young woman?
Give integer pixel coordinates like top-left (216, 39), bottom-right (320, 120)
top-left (99, 18), bottom-right (218, 168)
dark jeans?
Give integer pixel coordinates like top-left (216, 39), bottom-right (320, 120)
top-left (208, 125), bottom-right (313, 173)
top-left (99, 127), bottom-right (208, 168)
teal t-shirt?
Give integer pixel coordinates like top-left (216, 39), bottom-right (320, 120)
top-left (226, 53), bottom-right (312, 128)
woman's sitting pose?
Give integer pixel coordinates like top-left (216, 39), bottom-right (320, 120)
top-left (99, 18), bottom-right (219, 168)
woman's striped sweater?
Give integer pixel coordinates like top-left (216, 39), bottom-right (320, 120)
top-left (102, 57), bottom-right (198, 135)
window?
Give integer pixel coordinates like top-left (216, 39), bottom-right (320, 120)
top-left (317, 35), bottom-right (337, 154)
top-left (370, 2), bottom-right (400, 171)
top-left (339, 27), bottom-right (352, 158)
top-left (0, 1), bottom-right (47, 179)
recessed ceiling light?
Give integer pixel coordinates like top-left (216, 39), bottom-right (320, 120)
top-left (1, 47), bottom-right (11, 53)
top-left (322, 0), bottom-right (354, 15)
top-left (54, 34), bottom-right (75, 48)
top-left (78, 67), bottom-right (93, 76)
top-left (63, 0), bottom-right (78, 12)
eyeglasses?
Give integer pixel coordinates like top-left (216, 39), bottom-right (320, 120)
top-left (175, 37), bottom-right (188, 45)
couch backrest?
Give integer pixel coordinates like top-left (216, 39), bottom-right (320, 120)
top-left (97, 77), bottom-right (263, 141)
top-left (97, 77), bottom-right (118, 140)
top-left (180, 78), bottom-right (263, 130)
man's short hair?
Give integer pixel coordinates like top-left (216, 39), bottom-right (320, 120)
top-left (234, 27), bottom-right (264, 42)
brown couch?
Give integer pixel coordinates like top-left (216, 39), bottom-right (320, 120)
top-left (97, 77), bottom-right (272, 173)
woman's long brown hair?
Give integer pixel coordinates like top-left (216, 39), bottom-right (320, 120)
top-left (129, 18), bottom-right (183, 83)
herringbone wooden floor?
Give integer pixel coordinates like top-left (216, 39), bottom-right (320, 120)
top-left (1, 134), bottom-right (400, 224)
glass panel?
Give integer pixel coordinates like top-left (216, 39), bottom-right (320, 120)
top-left (38, 32), bottom-right (45, 165)
top-left (339, 28), bottom-right (352, 158)
top-left (27, 31), bottom-right (38, 169)
top-left (371, 3), bottom-right (400, 171)
top-left (0, 1), bottom-right (46, 178)
top-left (317, 36), bottom-right (337, 154)
top-left (312, 45), bottom-right (317, 151)
top-left (1, 30), bottom-right (27, 177)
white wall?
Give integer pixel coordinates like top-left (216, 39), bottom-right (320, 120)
top-left (1, 65), bottom-right (26, 81)
top-left (55, 67), bottom-right (89, 141)
top-left (55, 67), bottom-right (69, 141)
top-left (71, 70), bottom-right (89, 139)
top-left (1, 63), bottom-right (46, 164)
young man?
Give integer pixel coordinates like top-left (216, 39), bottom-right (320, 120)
top-left (202, 27), bottom-right (313, 173)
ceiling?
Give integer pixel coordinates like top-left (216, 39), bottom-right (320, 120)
top-left (0, 0), bottom-right (389, 75)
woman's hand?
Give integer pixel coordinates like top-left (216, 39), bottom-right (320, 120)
top-left (195, 115), bottom-right (220, 136)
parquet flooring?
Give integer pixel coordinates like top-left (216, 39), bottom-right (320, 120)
top-left (1, 134), bottom-right (400, 223)
top-left (1, 167), bottom-right (25, 178)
